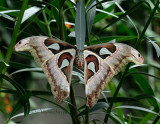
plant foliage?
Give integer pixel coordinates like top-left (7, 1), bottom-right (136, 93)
top-left (0, 0), bottom-right (160, 124)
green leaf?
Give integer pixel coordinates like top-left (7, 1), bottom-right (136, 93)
top-left (108, 83), bottom-right (125, 123)
top-left (0, 0), bottom-right (6, 6)
top-left (0, 13), bottom-right (15, 21)
top-left (9, 68), bottom-right (43, 76)
top-left (78, 102), bottom-right (108, 116)
top-left (23, 96), bottom-right (30, 121)
top-left (13, 51), bottom-right (33, 60)
top-left (115, 2), bottom-right (139, 38)
top-left (0, 60), bottom-right (9, 73)
top-left (1, 74), bottom-right (31, 122)
top-left (114, 105), bottom-right (160, 116)
top-left (148, 39), bottom-right (160, 57)
top-left (34, 96), bottom-right (69, 114)
top-left (99, 97), bottom-right (138, 103)
top-left (87, 0), bottom-right (96, 34)
top-left (129, 68), bottom-right (159, 112)
top-left (21, 6), bottom-right (41, 24)
top-left (11, 108), bottom-right (53, 120)
top-left (0, 7), bottom-right (19, 17)
top-left (66, 0), bottom-right (75, 17)
top-left (75, 0), bottom-right (86, 60)
top-left (34, 16), bottom-right (48, 36)
top-left (97, 1), bottom-right (148, 34)
top-left (91, 119), bottom-right (105, 124)
top-left (128, 72), bottom-right (160, 80)
top-left (9, 61), bottom-right (33, 69)
top-left (0, 89), bottom-right (17, 94)
top-left (1, 74), bottom-right (25, 96)
top-left (8, 92), bottom-right (31, 122)
top-left (94, 4), bottom-right (115, 24)
top-left (139, 113), bottom-right (155, 124)
top-left (50, 0), bottom-right (59, 29)
top-left (110, 112), bottom-right (123, 124)
top-left (90, 36), bottom-right (137, 45)
top-left (0, 89), bottom-right (52, 96)
top-left (128, 113), bottom-right (132, 124)
top-left (135, 0), bottom-right (160, 48)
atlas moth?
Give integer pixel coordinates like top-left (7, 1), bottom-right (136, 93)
top-left (15, 36), bottom-right (144, 108)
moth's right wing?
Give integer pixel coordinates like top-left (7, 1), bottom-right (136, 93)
top-left (41, 49), bottom-right (76, 103)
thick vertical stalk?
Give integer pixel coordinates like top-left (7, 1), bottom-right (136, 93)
top-left (59, 7), bottom-right (65, 40)
top-left (85, 106), bottom-right (89, 124)
top-left (69, 85), bottom-right (81, 124)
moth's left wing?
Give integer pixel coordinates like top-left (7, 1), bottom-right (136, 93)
top-left (84, 43), bottom-right (144, 107)
top-left (41, 49), bottom-right (76, 103)
top-left (84, 50), bottom-right (113, 107)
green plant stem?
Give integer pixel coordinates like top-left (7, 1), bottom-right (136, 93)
top-left (1, 0), bottom-right (29, 88)
top-left (152, 115), bottom-right (160, 124)
top-left (135, 0), bottom-right (160, 48)
top-left (104, 63), bottom-right (131, 123)
top-left (85, 106), bottom-right (89, 124)
top-left (42, 8), bottom-right (52, 38)
top-left (69, 84), bottom-right (81, 124)
top-left (59, 7), bottom-right (65, 40)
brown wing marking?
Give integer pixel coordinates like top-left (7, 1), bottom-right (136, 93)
top-left (57, 52), bottom-right (73, 82)
top-left (44, 38), bottom-right (76, 54)
top-left (85, 43), bottom-right (117, 59)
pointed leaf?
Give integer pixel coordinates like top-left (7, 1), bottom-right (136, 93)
top-left (115, 2), bottom-right (139, 38)
top-left (78, 102), bottom-right (108, 116)
top-left (0, 60), bottom-right (9, 73)
top-left (1, 74), bottom-right (25, 96)
top-left (129, 68), bottom-right (159, 112)
top-left (9, 92), bottom-right (31, 122)
top-left (87, 0), bottom-right (96, 34)
top-left (75, 0), bottom-right (86, 60)
top-left (0, 13), bottom-right (15, 21)
top-left (115, 105), bottom-right (160, 116)
top-left (94, 5), bottom-right (115, 24)
top-left (21, 6), bottom-right (41, 24)
top-left (90, 36), bottom-right (137, 45)
top-left (11, 108), bottom-right (53, 120)
top-left (9, 68), bottom-right (43, 76)
top-left (148, 39), bottom-right (160, 57)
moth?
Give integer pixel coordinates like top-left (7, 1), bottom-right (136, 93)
top-left (15, 36), bottom-right (144, 107)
